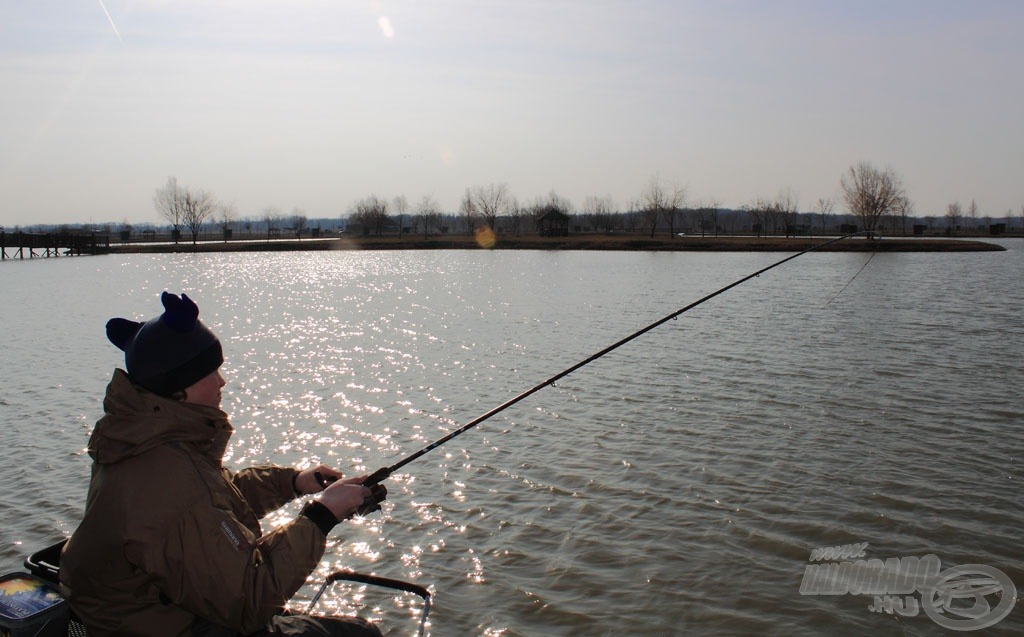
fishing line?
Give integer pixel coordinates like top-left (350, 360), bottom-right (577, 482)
top-left (360, 231), bottom-right (875, 488)
top-left (824, 233), bottom-right (882, 306)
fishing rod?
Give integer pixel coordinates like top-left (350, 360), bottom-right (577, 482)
top-left (359, 231), bottom-right (875, 489)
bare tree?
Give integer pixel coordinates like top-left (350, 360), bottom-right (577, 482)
top-left (756, 193), bottom-right (794, 236)
top-left (153, 177), bottom-right (186, 243)
top-left (623, 199), bottom-right (641, 233)
top-left (761, 201), bottom-right (781, 235)
top-left (683, 200), bottom-right (713, 237)
top-left (262, 206), bottom-right (282, 240)
top-left (470, 183), bottom-right (510, 232)
top-left (582, 195), bottom-right (616, 233)
top-left (541, 190), bottom-right (573, 215)
top-left (704, 199), bottom-right (721, 236)
top-left (290, 207), bottom-right (308, 239)
top-left (946, 202), bottom-right (963, 234)
top-left (181, 189), bottom-right (217, 244)
top-left (219, 202), bottom-right (237, 242)
top-left (840, 162), bottom-right (907, 236)
top-left (966, 199), bottom-right (978, 231)
top-left (459, 189), bottom-right (477, 235)
top-left (691, 201), bottom-right (709, 237)
top-left (392, 195), bottom-right (409, 236)
top-left (640, 175), bottom-right (685, 238)
top-left (815, 197), bottom-right (835, 234)
top-left (414, 195), bottom-right (442, 239)
top-left (350, 196), bottom-right (389, 235)
top-left (506, 197), bottom-right (528, 235)
top-left (509, 197), bottom-right (540, 237)
top-left (895, 196), bottom-right (914, 236)
top-left (746, 197), bottom-right (773, 237)
top-left (774, 189), bottom-right (799, 236)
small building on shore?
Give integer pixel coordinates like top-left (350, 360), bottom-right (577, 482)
top-left (537, 210), bottom-right (570, 237)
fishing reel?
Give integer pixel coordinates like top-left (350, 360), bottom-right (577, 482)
top-left (355, 467), bottom-right (392, 515)
top-left (314, 470), bottom-right (389, 517)
top-left (356, 483), bottom-right (388, 516)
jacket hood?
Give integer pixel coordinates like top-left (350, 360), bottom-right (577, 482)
top-left (89, 369), bottom-right (232, 465)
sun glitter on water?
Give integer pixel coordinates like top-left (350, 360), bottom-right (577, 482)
top-left (474, 227), bottom-right (496, 249)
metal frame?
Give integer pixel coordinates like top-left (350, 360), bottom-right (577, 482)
top-left (307, 570), bottom-right (432, 637)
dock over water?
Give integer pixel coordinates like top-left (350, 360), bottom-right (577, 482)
top-left (0, 231), bottom-right (110, 260)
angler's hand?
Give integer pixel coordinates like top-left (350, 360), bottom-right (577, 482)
top-left (319, 479), bottom-right (375, 520)
top-left (295, 465), bottom-right (344, 494)
top-left (356, 483), bottom-right (388, 516)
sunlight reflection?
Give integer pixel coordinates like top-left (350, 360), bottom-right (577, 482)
top-left (348, 542), bottom-right (381, 562)
top-left (465, 549), bottom-right (485, 584)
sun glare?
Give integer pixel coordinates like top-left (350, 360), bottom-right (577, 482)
top-left (378, 16), bottom-right (395, 39)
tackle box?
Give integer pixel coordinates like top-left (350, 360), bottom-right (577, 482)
top-left (0, 572), bottom-right (69, 637)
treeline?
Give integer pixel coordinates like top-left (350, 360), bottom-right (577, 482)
top-left (16, 202), bottom-right (1019, 242)
top-left (8, 164), bottom-right (1023, 239)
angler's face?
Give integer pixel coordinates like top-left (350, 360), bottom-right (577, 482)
top-left (184, 369), bottom-right (225, 408)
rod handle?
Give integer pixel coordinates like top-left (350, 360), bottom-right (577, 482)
top-left (314, 466), bottom-right (391, 488)
top-left (362, 466), bottom-right (393, 487)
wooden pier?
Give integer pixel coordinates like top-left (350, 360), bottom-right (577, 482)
top-left (0, 231), bottom-right (110, 260)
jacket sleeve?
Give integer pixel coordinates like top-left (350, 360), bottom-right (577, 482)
top-left (129, 500), bottom-right (328, 634)
top-left (230, 465), bottom-right (300, 517)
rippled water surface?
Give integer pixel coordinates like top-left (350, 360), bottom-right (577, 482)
top-left (1, 242), bottom-right (1021, 636)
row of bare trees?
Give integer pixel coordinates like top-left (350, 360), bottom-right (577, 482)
top-left (320, 170), bottom-right (882, 239)
top-left (349, 194), bottom-right (445, 237)
top-left (632, 163), bottom-right (911, 238)
top-left (455, 185), bottom-right (572, 236)
top-left (943, 199), bottom-right (1006, 233)
top-left (614, 164), bottom-right (910, 238)
top-left (160, 162), bottom-right (1024, 241)
top-left (155, 163), bottom-right (908, 244)
top-left (155, 177), bottom-right (317, 243)
top-left (454, 188), bottom-right (580, 235)
top-left (348, 186), bottom-right (576, 237)
top-left (254, 207), bottom-right (310, 240)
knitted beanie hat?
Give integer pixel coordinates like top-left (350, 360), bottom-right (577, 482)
top-left (106, 292), bottom-right (223, 397)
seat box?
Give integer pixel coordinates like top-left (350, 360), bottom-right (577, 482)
top-left (0, 572), bottom-right (69, 637)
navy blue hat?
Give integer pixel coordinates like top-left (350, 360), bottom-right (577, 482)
top-left (106, 292), bottom-right (223, 396)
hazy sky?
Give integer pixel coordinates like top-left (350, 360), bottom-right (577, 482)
top-left (2, 1), bottom-right (1022, 227)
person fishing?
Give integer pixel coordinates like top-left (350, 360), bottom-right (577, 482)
top-left (60, 291), bottom-right (387, 637)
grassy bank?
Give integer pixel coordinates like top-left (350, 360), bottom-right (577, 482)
top-left (108, 233), bottom-right (1007, 254)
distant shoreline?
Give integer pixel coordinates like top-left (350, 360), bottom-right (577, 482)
top-left (108, 233), bottom-right (1008, 253)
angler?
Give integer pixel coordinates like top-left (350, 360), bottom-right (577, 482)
top-left (59, 292), bottom-right (389, 637)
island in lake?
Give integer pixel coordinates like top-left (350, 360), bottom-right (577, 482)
top-left (109, 233), bottom-right (1006, 254)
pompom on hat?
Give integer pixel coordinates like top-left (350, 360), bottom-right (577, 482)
top-left (106, 292), bottom-right (224, 397)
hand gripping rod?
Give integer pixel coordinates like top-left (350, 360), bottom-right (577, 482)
top-left (362, 232), bottom-right (871, 487)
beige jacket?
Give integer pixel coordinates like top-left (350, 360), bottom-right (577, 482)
top-left (61, 369), bottom-right (326, 636)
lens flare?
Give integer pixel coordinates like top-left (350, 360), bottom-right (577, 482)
top-left (474, 227), bottom-right (496, 249)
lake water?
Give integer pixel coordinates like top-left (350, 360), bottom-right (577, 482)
top-left (1, 241), bottom-right (1021, 636)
